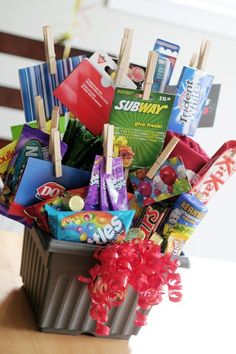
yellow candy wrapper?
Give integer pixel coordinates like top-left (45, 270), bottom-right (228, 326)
top-left (164, 232), bottom-right (189, 256)
top-left (0, 140), bottom-right (17, 174)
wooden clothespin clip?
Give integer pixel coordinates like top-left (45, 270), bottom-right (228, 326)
top-left (48, 106), bottom-right (59, 155)
top-left (197, 39), bottom-right (211, 71)
top-left (51, 106), bottom-right (59, 130)
top-left (52, 129), bottom-right (62, 177)
top-left (146, 136), bottom-right (179, 179)
top-left (103, 124), bottom-right (114, 174)
top-left (49, 127), bottom-right (57, 156)
top-left (142, 51), bottom-right (158, 100)
top-left (115, 28), bottom-right (133, 86)
top-left (189, 52), bottom-right (199, 68)
top-left (43, 26), bottom-right (56, 74)
top-left (35, 96), bottom-right (47, 132)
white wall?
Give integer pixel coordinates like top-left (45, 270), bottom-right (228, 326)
top-left (0, 0), bottom-right (236, 261)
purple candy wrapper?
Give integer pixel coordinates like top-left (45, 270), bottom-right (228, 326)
top-left (84, 155), bottom-right (102, 211)
top-left (3, 125), bottom-right (67, 205)
top-left (100, 157), bottom-right (110, 210)
top-left (106, 157), bottom-right (128, 210)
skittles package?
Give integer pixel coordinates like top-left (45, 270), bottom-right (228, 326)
top-left (45, 206), bottom-right (135, 244)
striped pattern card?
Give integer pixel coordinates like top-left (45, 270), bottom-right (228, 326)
top-left (19, 55), bottom-right (85, 122)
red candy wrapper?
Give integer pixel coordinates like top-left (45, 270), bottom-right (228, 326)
top-left (78, 239), bottom-right (182, 335)
top-left (191, 140), bottom-right (236, 203)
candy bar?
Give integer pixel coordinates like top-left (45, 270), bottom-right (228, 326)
top-left (191, 140), bottom-right (236, 203)
top-left (134, 202), bottom-right (169, 239)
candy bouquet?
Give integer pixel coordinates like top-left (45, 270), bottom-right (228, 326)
top-left (1, 27), bottom-right (236, 337)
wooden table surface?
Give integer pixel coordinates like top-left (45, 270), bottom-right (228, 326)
top-left (0, 229), bottom-right (236, 354)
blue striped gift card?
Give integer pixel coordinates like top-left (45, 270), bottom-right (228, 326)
top-left (19, 55), bottom-right (85, 122)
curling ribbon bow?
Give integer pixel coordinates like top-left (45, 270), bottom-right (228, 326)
top-left (78, 239), bottom-right (182, 335)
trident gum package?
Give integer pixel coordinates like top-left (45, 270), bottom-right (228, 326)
top-left (168, 66), bottom-right (214, 137)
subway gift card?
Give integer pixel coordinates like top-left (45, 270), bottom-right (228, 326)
top-left (109, 88), bottom-right (175, 169)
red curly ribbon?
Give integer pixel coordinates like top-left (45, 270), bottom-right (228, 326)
top-left (78, 239), bottom-right (182, 335)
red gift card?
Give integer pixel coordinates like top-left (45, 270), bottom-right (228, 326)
top-left (54, 51), bottom-right (136, 136)
top-left (54, 59), bottom-right (113, 135)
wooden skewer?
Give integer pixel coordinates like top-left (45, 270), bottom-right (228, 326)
top-left (35, 96), bottom-right (47, 132)
top-left (146, 136), bottom-right (180, 179)
top-left (142, 51), bottom-right (158, 100)
top-left (43, 26), bottom-right (56, 74)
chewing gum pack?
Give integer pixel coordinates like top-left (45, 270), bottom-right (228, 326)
top-left (168, 66), bottom-right (214, 136)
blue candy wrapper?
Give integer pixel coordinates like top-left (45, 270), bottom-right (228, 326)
top-left (45, 205), bottom-right (135, 244)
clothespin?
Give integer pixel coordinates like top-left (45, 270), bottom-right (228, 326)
top-left (48, 106), bottom-right (59, 155)
top-left (35, 96), bottom-right (47, 132)
top-left (115, 28), bottom-right (133, 86)
top-left (103, 124), bottom-right (114, 174)
top-left (52, 129), bottom-right (62, 177)
top-left (142, 51), bottom-right (158, 100)
top-left (49, 127), bottom-right (57, 156)
top-left (197, 39), bottom-right (211, 71)
top-left (146, 136), bottom-right (179, 179)
top-left (189, 52), bottom-right (199, 68)
top-left (51, 106), bottom-right (59, 130)
top-left (43, 26), bottom-right (56, 74)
